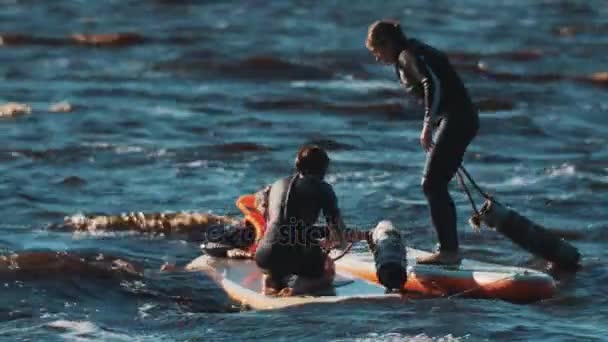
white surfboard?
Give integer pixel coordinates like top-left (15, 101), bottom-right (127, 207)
top-left (185, 255), bottom-right (403, 310)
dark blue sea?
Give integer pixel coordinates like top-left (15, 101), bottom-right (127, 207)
top-left (1, 1), bottom-right (607, 340)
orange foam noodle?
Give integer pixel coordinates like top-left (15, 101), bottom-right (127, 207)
top-left (237, 195), bottom-right (266, 253)
top-left (236, 195), bottom-right (258, 215)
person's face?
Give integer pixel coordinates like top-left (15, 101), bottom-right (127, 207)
top-left (369, 42), bottom-right (397, 65)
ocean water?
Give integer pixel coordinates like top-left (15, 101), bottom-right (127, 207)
top-left (1, 0), bottom-right (607, 340)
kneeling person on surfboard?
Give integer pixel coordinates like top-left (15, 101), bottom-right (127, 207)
top-left (366, 20), bottom-right (479, 265)
top-left (254, 145), bottom-right (348, 296)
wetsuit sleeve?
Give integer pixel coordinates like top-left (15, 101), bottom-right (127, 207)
top-left (321, 184), bottom-right (341, 226)
top-left (398, 51), bottom-right (440, 125)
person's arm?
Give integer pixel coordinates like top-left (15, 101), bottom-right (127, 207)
top-left (330, 216), bottom-right (348, 250)
top-left (398, 51), bottom-right (440, 151)
top-left (322, 185), bottom-right (348, 250)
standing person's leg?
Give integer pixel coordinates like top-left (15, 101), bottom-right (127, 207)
top-left (417, 117), bottom-right (476, 264)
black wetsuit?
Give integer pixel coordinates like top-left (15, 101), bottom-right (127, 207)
top-left (395, 38), bottom-right (479, 252)
top-left (254, 174), bottom-right (340, 280)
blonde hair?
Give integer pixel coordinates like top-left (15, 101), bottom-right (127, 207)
top-left (366, 20), bottom-right (407, 50)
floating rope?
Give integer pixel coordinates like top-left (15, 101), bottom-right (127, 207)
top-left (458, 165), bottom-right (492, 200)
top-left (330, 242), bottom-right (354, 262)
top-left (456, 165), bottom-right (494, 232)
top-left (456, 170), bottom-right (480, 216)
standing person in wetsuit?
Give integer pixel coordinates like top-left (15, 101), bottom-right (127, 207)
top-left (366, 20), bottom-right (479, 265)
top-left (255, 145), bottom-right (347, 296)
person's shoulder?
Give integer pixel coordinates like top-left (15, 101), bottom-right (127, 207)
top-left (271, 176), bottom-right (291, 188)
top-left (410, 39), bottom-right (446, 59)
top-left (397, 48), bottom-right (415, 66)
top-left (408, 38), bottom-right (426, 48)
top-left (319, 180), bottom-right (337, 195)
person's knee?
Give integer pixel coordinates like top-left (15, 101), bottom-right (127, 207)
top-left (421, 177), bottom-right (438, 197)
top-left (421, 177), bottom-right (430, 198)
top-left (421, 176), bottom-right (449, 199)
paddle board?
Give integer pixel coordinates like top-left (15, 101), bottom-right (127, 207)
top-left (185, 255), bottom-right (403, 310)
top-left (224, 194), bottom-right (556, 304)
top-left (336, 248), bottom-right (556, 303)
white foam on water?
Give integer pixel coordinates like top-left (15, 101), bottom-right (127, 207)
top-left (481, 174), bottom-right (538, 190)
top-left (46, 320), bottom-right (98, 341)
top-left (184, 160), bottom-right (209, 168)
top-left (72, 229), bottom-right (140, 239)
top-left (64, 213), bottom-right (87, 225)
top-left (546, 163), bottom-right (576, 178)
top-left (332, 332), bottom-right (470, 342)
top-left (385, 195), bottom-right (427, 206)
top-left (47, 320), bottom-right (96, 333)
top-left (82, 142), bottom-right (113, 149)
top-left (474, 163), bottom-right (581, 192)
top-left (138, 303), bottom-right (156, 319)
top-left (290, 79), bottom-right (396, 93)
top-left (326, 171), bottom-right (379, 184)
top-left (46, 319), bottom-right (140, 342)
top-left (151, 105), bottom-right (197, 119)
top-left (115, 145), bottom-right (144, 154)
top-left (148, 148), bottom-right (172, 158)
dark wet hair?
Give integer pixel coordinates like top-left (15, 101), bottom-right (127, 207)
top-left (366, 20), bottom-right (408, 50)
top-left (295, 145), bottom-right (330, 177)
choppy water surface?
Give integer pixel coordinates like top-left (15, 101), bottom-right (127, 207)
top-left (1, 1), bottom-right (607, 340)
